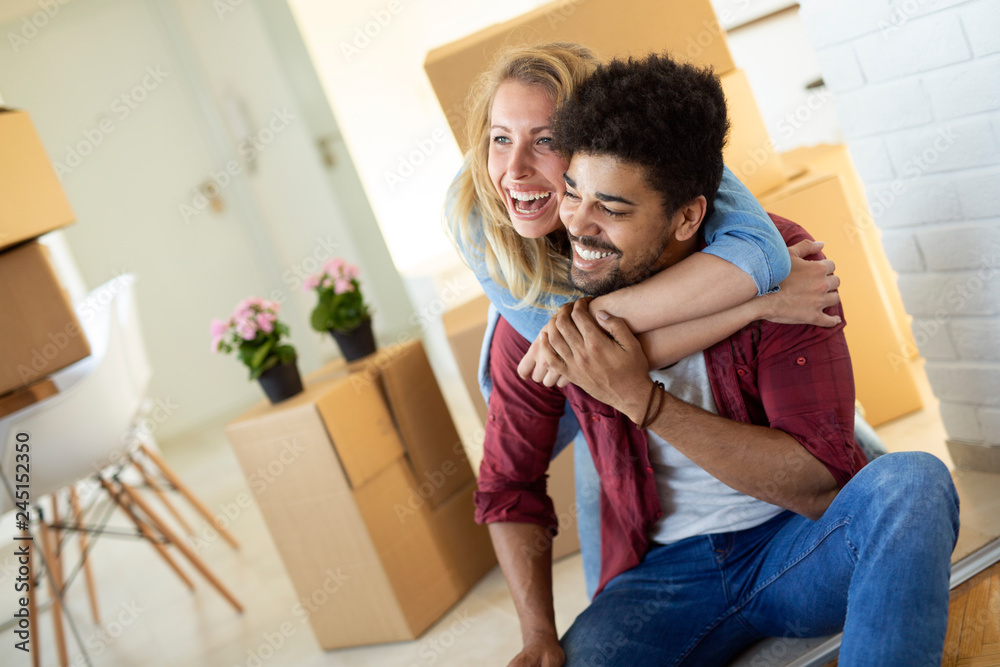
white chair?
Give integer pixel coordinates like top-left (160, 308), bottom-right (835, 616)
top-left (0, 275), bottom-right (242, 667)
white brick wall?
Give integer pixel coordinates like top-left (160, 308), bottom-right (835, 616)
top-left (800, 0), bottom-right (1000, 454)
top-left (961, 0), bottom-right (1000, 57)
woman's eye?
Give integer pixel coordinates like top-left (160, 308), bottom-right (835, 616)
top-left (492, 135), bottom-right (510, 144)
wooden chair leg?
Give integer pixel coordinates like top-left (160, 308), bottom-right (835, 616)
top-left (69, 487), bottom-right (100, 624)
top-left (97, 477), bottom-right (195, 591)
top-left (37, 516), bottom-right (68, 667)
top-left (118, 480), bottom-right (243, 613)
top-left (129, 454), bottom-right (194, 535)
top-left (138, 443), bottom-right (240, 550)
top-left (23, 527), bottom-right (40, 667)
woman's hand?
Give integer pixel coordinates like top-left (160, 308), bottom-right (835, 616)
top-left (758, 239), bottom-right (842, 327)
top-left (519, 320), bottom-right (572, 388)
top-left (532, 299), bottom-right (652, 420)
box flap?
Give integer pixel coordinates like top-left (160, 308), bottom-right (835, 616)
top-left (378, 340), bottom-right (474, 509)
top-left (0, 110), bottom-right (75, 251)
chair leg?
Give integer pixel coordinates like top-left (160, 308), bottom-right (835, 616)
top-left (37, 516), bottom-right (69, 667)
top-left (23, 527), bottom-right (40, 667)
top-left (69, 487), bottom-right (100, 624)
top-left (118, 480), bottom-right (243, 613)
top-left (138, 443), bottom-right (240, 550)
top-left (129, 454), bottom-right (194, 535)
top-left (97, 477), bottom-right (195, 591)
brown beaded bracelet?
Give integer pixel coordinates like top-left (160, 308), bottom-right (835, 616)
top-left (637, 381), bottom-right (665, 430)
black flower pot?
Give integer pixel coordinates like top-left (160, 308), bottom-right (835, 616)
top-left (257, 360), bottom-right (304, 404)
top-left (329, 317), bottom-right (376, 362)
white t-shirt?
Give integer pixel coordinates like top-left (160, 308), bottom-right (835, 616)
top-left (646, 352), bottom-right (785, 545)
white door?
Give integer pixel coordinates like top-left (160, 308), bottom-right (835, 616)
top-left (0, 0), bottom-right (296, 435)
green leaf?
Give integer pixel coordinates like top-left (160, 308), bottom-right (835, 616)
top-left (250, 339), bottom-right (274, 370)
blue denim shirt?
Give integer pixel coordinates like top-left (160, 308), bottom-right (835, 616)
top-left (454, 165), bottom-right (791, 454)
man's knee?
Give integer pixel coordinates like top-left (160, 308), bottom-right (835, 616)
top-left (857, 451), bottom-right (959, 529)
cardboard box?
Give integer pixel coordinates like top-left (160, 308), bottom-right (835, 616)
top-left (0, 110), bottom-right (75, 251)
top-left (0, 377), bottom-right (58, 419)
top-left (226, 356), bottom-right (495, 649)
top-left (425, 0), bottom-right (735, 153)
top-left (779, 143), bottom-right (918, 359)
top-left (720, 70), bottom-right (788, 197)
top-left (378, 340), bottom-right (474, 509)
top-left (0, 241), bottom-right (91, 395)
top-left (441, 295), bottom-right (580, 560)
top-left (759, 171), bottom-right (923, 426)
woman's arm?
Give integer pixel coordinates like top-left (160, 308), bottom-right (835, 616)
top-left (587, 166), bottom-right (793, 333)
top-left (521, 241), bottom-right (840, 383)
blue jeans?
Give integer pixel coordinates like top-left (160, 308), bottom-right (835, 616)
top-left (561, 452), bottom-right (959, 666)
top-left (573, 408), bottom-right (890, 600)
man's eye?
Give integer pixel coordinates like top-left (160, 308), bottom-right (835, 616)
top-left (564, 191), bottom-right (580, 200)
top-left (602, 206), bottom-right (625, 218)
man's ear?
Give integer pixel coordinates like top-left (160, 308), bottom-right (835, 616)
top-left (673, 195), bottom-right (708, 242)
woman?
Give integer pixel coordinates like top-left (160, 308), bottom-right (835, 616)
top-left (445, 42), bottom-right (868, 598)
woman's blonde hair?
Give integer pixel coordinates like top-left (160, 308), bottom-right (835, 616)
top-left (445, 42), bottom-right (597, 310)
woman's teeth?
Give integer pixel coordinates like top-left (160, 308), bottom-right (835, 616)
top-left (575, 244), bottom-right (612, 261)
top-left (510, 190), bottom-right (551, 214)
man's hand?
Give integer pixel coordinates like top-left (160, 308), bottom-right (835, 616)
top-left (507, 638), bottom-right (565, 667)
top-left (759, 239), bottom-right (841, 327)
top-left (535, 299), bottom-right (652, 422)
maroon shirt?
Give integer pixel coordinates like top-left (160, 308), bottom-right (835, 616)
top-left (474, 215), bottom-right (868, 596)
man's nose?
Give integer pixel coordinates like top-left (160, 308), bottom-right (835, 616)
top-left (565, 203), bottom-right (601, 238)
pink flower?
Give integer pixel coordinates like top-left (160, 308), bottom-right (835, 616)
top-left (303, 274), bottom-right (322, 291)
top-left (323, 257), bottom-right (345, 275)
top-left (262, 300), bottom-right (281, 314)
top-left (210, 318), bottom-right (230, 339)
top-left (236, 321), bottom-right (257, 340)
top-left (257, 312), bottom-right (276, 334)
top-left (343, 263), bottom-right (360, 280)
top-left (334, 278), bottom-right (352, 295)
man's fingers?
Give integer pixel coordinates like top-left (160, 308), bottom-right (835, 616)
top-left (554, 301), bottom-right (586, 348)
top-left (591, 310), bottom-right (636, 350)
top-left (815, 312), bottom-right (842, 327)
top-left (788, 239), bottom-right (825, 258)
top-left (547, 322), bottom-right (575, 363)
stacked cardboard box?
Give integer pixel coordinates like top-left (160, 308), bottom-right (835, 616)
top-left (225, 340), bottom-right (495, 649)
top-left (441, 294), bottom-right (581, 561)
top-left (758, 159), bottom-right (924, 426)
top-left (0, 109), bottom-right (87, 416)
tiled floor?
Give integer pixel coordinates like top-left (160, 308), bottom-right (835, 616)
top-left (1, 359), bottom-right (997, 667)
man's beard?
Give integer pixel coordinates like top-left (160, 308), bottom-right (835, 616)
top-left (568, 231), bottom-right (675, 297)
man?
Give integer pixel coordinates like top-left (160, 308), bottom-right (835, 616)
top-left (474, 53), bottom-right (959, 667)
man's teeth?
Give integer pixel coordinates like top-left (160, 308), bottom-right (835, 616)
top-left (575, 244), bottom-right (612, 261)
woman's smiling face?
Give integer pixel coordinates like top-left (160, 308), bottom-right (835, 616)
top-left (487, 81), bottom-right (569, 239)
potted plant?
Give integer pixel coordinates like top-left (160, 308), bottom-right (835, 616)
top-left (304, 258), bottom-right (376, 362)
top-left (211, 297), bottom-right (303, 403)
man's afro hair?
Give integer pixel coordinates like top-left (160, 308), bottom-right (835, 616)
top-left (553, 53), bottom-right (730, 216)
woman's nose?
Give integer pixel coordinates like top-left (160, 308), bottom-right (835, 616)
top-left (508, 143), bottom-right (533, 179)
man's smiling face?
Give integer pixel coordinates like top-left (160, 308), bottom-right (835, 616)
top-left (560, 152), bottom-right (696, 296)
